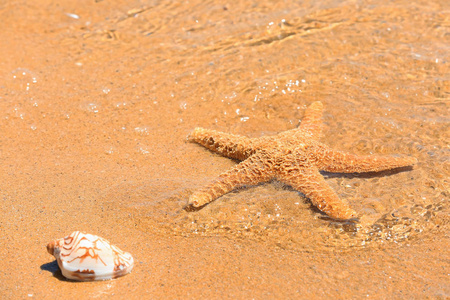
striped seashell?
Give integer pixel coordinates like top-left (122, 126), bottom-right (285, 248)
top-left (47, 231), bottom-right (134, 281)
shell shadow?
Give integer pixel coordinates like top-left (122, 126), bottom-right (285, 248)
top-left (40, 260), bottom-right (70, 282)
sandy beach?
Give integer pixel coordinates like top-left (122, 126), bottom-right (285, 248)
top-left (0, 0), bottom-right (448, 298)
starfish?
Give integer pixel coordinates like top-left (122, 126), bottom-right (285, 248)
top-left (187, 101), bottom-right (417, 220)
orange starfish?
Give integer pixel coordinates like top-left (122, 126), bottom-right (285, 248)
top-left (187, 101), bottom-right (417, 220)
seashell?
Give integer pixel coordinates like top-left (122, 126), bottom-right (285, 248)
top-left (47, 231), bottom-right (134, 281)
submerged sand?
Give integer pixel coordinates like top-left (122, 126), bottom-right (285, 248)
top-left (0, 0), bottom-right (448, 298)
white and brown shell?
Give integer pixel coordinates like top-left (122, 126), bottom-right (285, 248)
top-left (46, 231), bottom-right (134, 281)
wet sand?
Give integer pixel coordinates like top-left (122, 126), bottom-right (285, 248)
top-left (1, 0), bottom-right (449, 298)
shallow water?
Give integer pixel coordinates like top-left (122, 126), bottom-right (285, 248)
top-left (0, 0), bottom-right (449, 298)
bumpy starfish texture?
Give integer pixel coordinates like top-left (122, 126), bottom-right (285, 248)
top-left (187, 101), bottom-right (417, 220)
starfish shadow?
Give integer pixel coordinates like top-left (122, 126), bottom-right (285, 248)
top-left (302, 199), bottom-right (360, 223)
top-left (321, 165), bottom-right (414, 180)
top-left (184, 204), bottom-right (203, 212)
top-left (183, 184), bottom-right (264, 212)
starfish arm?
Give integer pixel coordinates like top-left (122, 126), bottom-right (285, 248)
top-left (310, 143), bottom-right (418, 173)
top-left (188, 127), bottom-right (256, 160)
top-left (275, 155), bottom-right (357, 220)
top-left (276, 101), bottom-right (324, 143)
top-left (298, 101), bottom-right (324, 139)
top-left (188, 152), bottom-right (273, 207)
